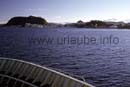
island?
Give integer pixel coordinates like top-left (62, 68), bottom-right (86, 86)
top-left (65, 20), bottom-right (130, 29)
top-left (1, 16), bottom-right (130, 29)
top-left (4, 16), bottom-right (47, 28)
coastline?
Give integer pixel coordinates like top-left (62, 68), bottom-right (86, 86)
top-left (1, 16), bottom-right (130, 29)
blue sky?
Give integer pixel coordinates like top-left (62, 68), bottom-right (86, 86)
top-left (0, 0), bottom-right (130, 23)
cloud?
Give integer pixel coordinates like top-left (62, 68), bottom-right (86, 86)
top-left (0, 19), bottom-right (7, 24)
top-left (104, 18), bottom-right (118, 22)
top-left (105, 18), bottom-right (130, 23)
top-left (49, 16), bottom-right (80, 23)
top-left (123, 19), bottom-right (130, 23)
top-left (27, 8), bottom-right (48, 12)
top-left (55, 16), bottom-right (62, 19)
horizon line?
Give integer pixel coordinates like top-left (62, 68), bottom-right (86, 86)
top-left (0, 17), bottom-right (130, 24)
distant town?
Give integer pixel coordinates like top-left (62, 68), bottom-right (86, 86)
top-left (0, 16), bottom-right (130, 29)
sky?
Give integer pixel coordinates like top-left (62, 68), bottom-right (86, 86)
top-left (0, 0), bottom-right (130, 23)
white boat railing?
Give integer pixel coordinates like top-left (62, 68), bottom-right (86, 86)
top-left (0, 58), bottom-right (94, 87)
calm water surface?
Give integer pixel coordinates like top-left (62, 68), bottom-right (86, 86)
top-left (0, 27), bottom-right (130, 87)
